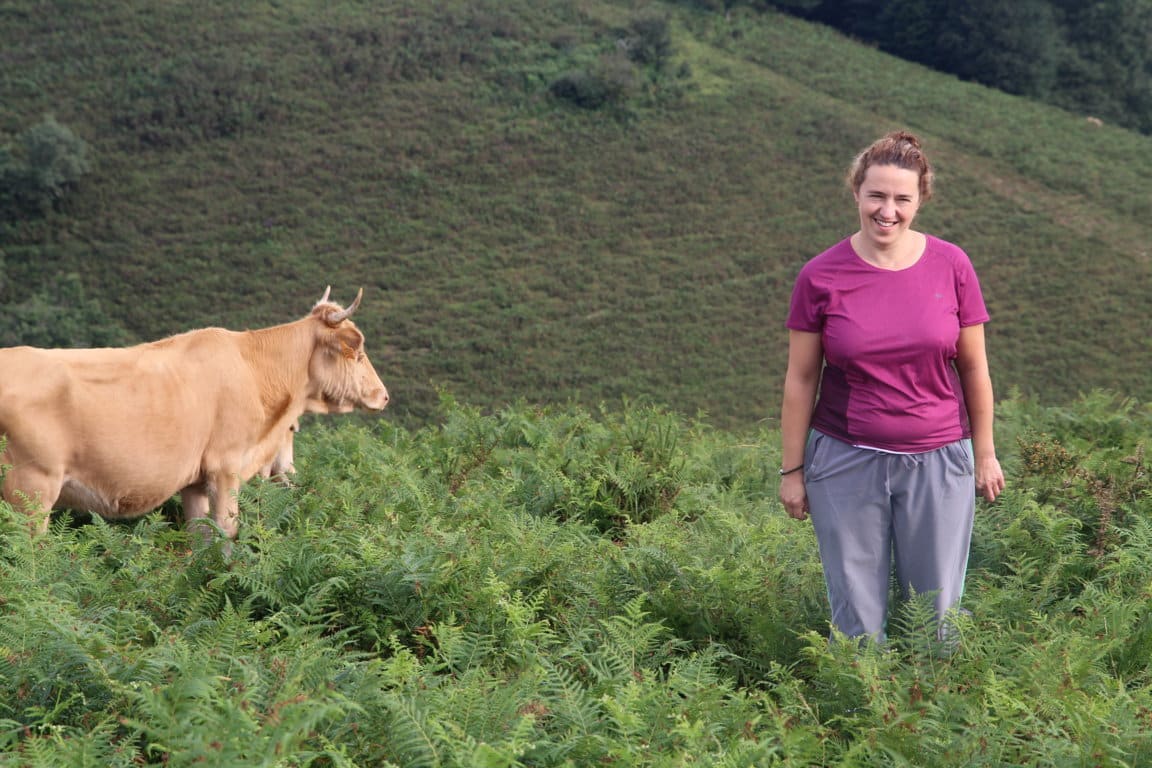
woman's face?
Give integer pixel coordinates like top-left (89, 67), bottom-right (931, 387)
top-left (854, 164), bottom-right (921, 248)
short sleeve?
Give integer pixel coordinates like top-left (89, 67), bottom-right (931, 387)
top-left (786, 263), bottom-right (824, 332)
top-left (955, 252), bottom-right (990, 327)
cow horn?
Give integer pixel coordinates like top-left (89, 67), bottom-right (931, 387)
top-left (325, 287), bottom-right (363, 325)
top-left (317, 286), bottom-right (332, 305)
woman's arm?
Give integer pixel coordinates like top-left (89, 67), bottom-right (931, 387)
top-left (956, 323), bottom-right (1005, 502)
top-left (779, 330), bottom-right (823, 520)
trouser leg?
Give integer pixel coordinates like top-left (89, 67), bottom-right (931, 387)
top-left (890, 440), bottom-right (976, 632)
top-left (804, 433), bottom-right (892, 640)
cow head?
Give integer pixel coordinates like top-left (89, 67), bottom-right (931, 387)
top-left (308, 287), bottom-right (390, 412)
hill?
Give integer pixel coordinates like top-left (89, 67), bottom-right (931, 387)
top-left (2, 0), bottom-right (1151, 430)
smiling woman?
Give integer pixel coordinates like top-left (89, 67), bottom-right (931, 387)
top-left (777, 130), bottom-right (1005, 644)
top-left (845, 130), bottom-right (933, 270)
top-left (850, 164), bottom-right (925, 269)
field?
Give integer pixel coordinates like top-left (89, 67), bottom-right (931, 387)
top-left (3, 392), bottom-right (1152, 765)
top-left (4, 0), bottom-right (1152, 764)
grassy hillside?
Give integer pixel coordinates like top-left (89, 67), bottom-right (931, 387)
top-left (2, 0), bottom-right (1151, 429)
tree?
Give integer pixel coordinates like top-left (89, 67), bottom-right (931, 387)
top-left (768, 0), bottom-right (1152, 134)
top-left (915, 0), bottom-right (1063, 98)
top-left (1049, 0), bottom-right (1152, 132)
top-left (0, 117), bottom-right (92, 220)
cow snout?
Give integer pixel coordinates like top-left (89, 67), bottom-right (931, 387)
top-left (366, 386), bottom-right (389, 411)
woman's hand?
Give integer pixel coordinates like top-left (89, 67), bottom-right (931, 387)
top-left (779, 473), bottom-right (809, 520)
top-left (975, 455), bottom-right (1005, 502)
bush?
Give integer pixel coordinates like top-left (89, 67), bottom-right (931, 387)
top-left (621, 12), bottom-right (674, 67)
top-left (549, 51), bottom-right (637, 109)
top-left (0, 117), bottom-right (91, 219)
top-left (112, 55), bottom-right (274, 148)
top-left (0, 272), bottom-right (128, 348)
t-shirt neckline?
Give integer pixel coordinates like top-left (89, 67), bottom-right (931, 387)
top-left (848, 232), bottom-right (930, 272)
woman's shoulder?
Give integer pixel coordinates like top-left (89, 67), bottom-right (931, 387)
top-left (923, 234), bottom-right (981, 274)
top-left (801, 237), bottom-right (855, 272)
top-left (924, 234), bottom-right (972, 262)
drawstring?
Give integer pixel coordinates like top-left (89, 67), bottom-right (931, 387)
top-left (897, 452), bottom-right (923, 471)
top-left (877, 450), bottom-right (922, 495)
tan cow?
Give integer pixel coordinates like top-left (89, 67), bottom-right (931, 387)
top-left (0, 287), bottom-right (388, 539)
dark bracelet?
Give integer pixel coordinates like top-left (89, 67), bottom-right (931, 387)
top-left (778, 464), bottom-right (804, 476)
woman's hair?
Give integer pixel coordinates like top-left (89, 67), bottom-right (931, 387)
top-left (846, 130), bottom-right (934, 202)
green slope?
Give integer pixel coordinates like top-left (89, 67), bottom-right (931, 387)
top-left (2, 0), bottom-right (1150, 429)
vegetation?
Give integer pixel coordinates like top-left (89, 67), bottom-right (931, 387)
top-left (2, 0), bottom-right (1151, 430)
top-left (3, 6), bottom-right (1152, 760)
top-left (2, 392), bottom-right (1151, 765)
top-left (762, 0), bottom-right (1152, 135)
top-left (0, 116), bottom-right (91, 221)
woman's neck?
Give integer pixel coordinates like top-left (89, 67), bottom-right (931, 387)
top-left (851, 230), bottom-right (926, 270)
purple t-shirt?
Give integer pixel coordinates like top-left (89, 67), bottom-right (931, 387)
top-left (786, 235), bottom-right (990, 453)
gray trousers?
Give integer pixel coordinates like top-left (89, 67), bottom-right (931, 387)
top-left (804, 430), bottom-right (976, 641)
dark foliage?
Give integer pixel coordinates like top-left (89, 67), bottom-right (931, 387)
top-left (0, 272), bottom-right (127, 348)
top-left (707, 0), bottom-right (1152, 134)
top-left (0, 117), bottom-right (91, 220)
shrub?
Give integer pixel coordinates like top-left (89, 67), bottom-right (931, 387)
top-left (0, 273), bottom-right (128, 348)
top-left (112, 55), bottom-right (274, 148)
top-left (0, 117), bottom-right (91, 219)
top-left (549, 51), bottom-right (637, 109)
top-left (621, 11), bottom-right (674, 67)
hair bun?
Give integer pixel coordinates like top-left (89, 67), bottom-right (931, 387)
top-left (888, 130), bottom-right (921, 149)
top-left (846, 130), bottom-right (934, 202)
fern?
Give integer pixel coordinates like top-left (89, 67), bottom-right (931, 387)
top-left (379, 696), bottom-right (446, 768)
top-left (119, 616), bottom-right (356, 766)
top-left (535, 659), bottom-right (605, 753)
top-left (597, 595), bottom-right (681, 679)
top-left (5, 395), bottom-right (1152, 763)
top-left (0, 717), bottom-right (141, 767)
top-left (425, 619), bottom-right (499, 676)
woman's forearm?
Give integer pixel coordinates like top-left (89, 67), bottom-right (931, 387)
top-left (780, 376), bottom-right (818, 468)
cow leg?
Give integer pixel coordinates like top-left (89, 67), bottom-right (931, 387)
top-left (181, 479), bottom-right (240, 547)
top-left (1, 466), bottom-right (60, 535)
top-left (179, 483), bottom-right (231, 550)
top-left (181, 484), bottom-right (210, 521)
top-left (208, 475), bottom-right (242, 541)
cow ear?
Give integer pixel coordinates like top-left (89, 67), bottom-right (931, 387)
top-left (335, 326), bottom-right (365, 360)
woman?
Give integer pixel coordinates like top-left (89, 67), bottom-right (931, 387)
top-left (779, 130), bottom-right (1005, 642)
